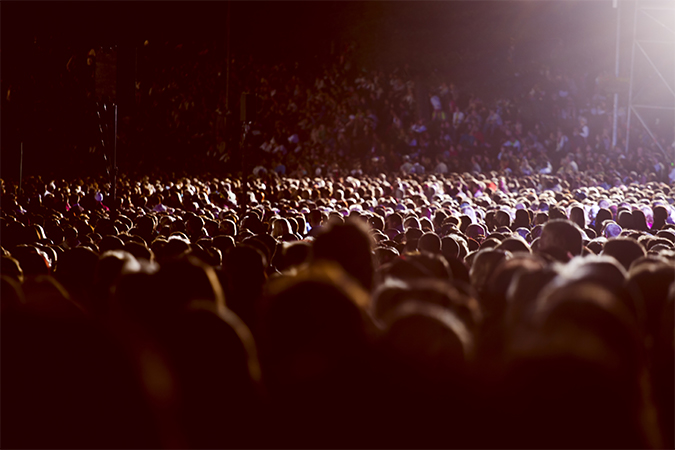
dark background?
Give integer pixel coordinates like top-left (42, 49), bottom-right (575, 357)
top-left (1, 1), bottom-right (627, 178)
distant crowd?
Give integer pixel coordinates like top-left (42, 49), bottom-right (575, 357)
top-left (5, 38), bottom-right (673, 180)
top-left (235, 50), bottom-right (673, 185)
top-left (2, 32), bottom-right (674, 450)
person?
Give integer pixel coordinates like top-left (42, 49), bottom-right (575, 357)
top-left (399, 155), bottom-right (414, 175)
top-left (3, 35), bottom-right (675, 448)
top-left (537, 219), bottom-right (583, 262)
top-left (2, 167), bottom-right (674, 449)
top-left (578, 116), bottom-right (589, 141)
top-left (434, 156), bottom-right (448, 175)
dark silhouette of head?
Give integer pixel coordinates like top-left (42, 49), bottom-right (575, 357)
top-left (537, 219), bottom-right (583, 262)
top-left (602, 237), bottom-right (646, 271)
top-left (313, 219), bottom-right (375, 291)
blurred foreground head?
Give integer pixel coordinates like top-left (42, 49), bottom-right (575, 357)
top-left (501, 279), bottom-right (661, 449)
top-left (312, 219), bottom-right (375, 291)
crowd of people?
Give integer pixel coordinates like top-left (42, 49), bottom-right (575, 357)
top-left (3, 26), bottom-right (675, 450)
top-left (132, 38), bottom-right (673, 185)
top-left (4, 33), bottom-right (674, 181)
top-left (2, 165), bottom-right (674, 448)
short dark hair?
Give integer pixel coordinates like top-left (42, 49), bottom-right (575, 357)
top-left (538, 219), bottom-right (583, 262)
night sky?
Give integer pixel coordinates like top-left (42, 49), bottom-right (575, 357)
top-left (3, 1), bottom-right (620, 70)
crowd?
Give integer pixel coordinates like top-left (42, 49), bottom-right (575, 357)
top-left (2, 166), bottom-right (674, 448)
top-left (133, 38), bottom-right (674, 185)
top-left (3, 26), bottom-right (675, 450)
top-left (4, 35), bottom-right (674, 180)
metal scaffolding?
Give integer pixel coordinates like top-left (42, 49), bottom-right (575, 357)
top-left (625, 0), bottom-right (675, 162)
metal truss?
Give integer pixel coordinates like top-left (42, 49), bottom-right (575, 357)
top-left (625, 0), bottom-right (675, 162)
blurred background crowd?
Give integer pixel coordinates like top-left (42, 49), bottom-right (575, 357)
top-left (3, 34), bottom-right (673, 182)
top-left (1, 2), bottom-right (674, 449)
top-left (3, 2), bottom-right (673, 182)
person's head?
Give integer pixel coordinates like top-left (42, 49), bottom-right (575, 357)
top-left (514, 209), bottom-right (531, 229)
top-left (124, 241), bottom-right (153, 262)
top-left (504, 265), bottom-right (558, 332)
top-left (378, 251), bottom-right (453, 285)
top-left (465, 223), bottom-right (487, 241)
top-left (386, 212), bottom-right (403, 231)
top-left (494, 210), bottom-right (511, 229)
top-left (219, 219), bottom-right (237, 237)
top-left (271, 217), bottom-right (292, 239)
top-left (617, 210), bottom-right (635, 230)
top-left (294, 214), bottom-right (307, 236)
top-left (601, 237), bottom-right (646, 271)
top-left (441, 236), bottom-right (460, 260)
top-left (628, 260), bottom-right (675, 341)
top-left (433, 210), bottom-right (448, 230)
top-left (537, 219), bottom-right (583, 262)
top-left (11, 245), bottom-right (51, 276)
top-left (222, 245), bottom-right (267, 331)
top-left (213, 235), bottom-right (236, 255)
top-left (497, 236), bottom-right (531, 254)
top-left (99, 235), bottom-right (125, 253)
top-left (374, 246), bottom-right (399, 268)
top-left (155, 254), bottom-right (225, 311)
top-left (308, 209), bottom-right (325, 228)
top-left (20, 274), bottom-right (85, 317)
top-left (469, 248), bottom-right (511, 293)
top-left (404, 227), bottom-right (424, 252)
top-left (155, 236), bottom-right (191, 264)
top-left (534, 212), bottom-right (548, 226)
top-left (403, 216), bottom-right (421, 230)
top-left (569, 206), bottom-right (586, 229)
top-left (482, 253), bottom-right (548, 329)
top-left (369, 214), bottom-right (385, 232)
top-left (278, 241), bottom-right (312, 273)
top-left (419, 216), bottom-right (434, 232)
top-left (313, 219), bottom-right (375, 291)
top-left (380, 300), bottom-right (474, 383)
top-left (548, 206), bottom-right (568, 221)
top-left (418, 232), bottom-right (442, 254)
top-left (595, 207), bottom-right (612, 229)
top-left (652, 205), bottom-right (668, 229)
top-left (258, 262), bottom-right (371, 409)
top-left (501, 279), bottom-right (655, 448)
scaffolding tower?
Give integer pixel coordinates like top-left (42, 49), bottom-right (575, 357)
top-left (625, 0), bottom-right (675, 162)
